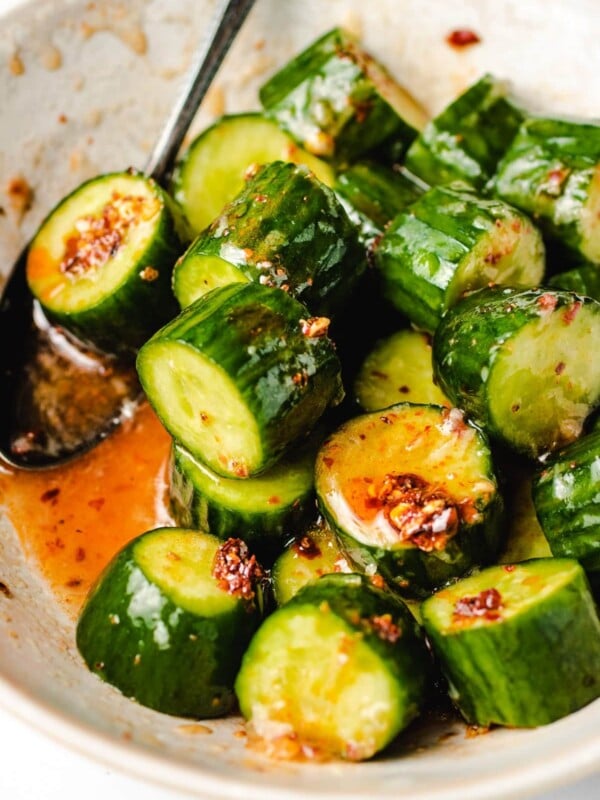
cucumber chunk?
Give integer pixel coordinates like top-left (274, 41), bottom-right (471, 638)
top-left (169, 439), bottom-right (317, 559)
top-left (26, 171), bottom-right (186, 354)
top-left (315, 403), bottom-right (503, 596)
top-left (334, 163), bottom-right (423, 247)
top-left (76, 528), bottom-right (265, 717)
top-left (421, 558), bottom-right (600, 727)
top-left (353, 329), bottom-right (449, 412)
top-left (259, 28), bottom-right (427, 166)
top-left (433, 287), bottom-right (600, 458)
top-left (235, 573), bottom-right (431, 761)
top-left (532, 429), bottom-right (600, 594)
top-left (404, 74), bottom-right (524, 188)
top-left (549, 262), bottom-right (600, 302)
top-left (272, 519), bottom-right (352, 605)
top-left (171, 113), bottom-right (334, 234)
top-left (492, 117), bottom-right (600, 263)
top-left (373, 182), bottom-right (545, 332)
top-left (137, 282), bottom-right (343, 478)
top-left (173, 161), bottom-right (365, 316)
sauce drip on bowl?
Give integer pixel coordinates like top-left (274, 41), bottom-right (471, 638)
top-left (0, 403), bottom-right (171, 613)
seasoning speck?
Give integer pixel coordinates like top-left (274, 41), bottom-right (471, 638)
top-left (446, 29), bottom-right (481, 48)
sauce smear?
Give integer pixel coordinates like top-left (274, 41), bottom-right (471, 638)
top-left (0, 403), bottom-right (171, 613)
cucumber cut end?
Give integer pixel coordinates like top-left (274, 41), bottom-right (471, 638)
top-left (580, 165), bottom-right (600, 263)
top-left (138, 340), bottom-right (262, 477)
top-left (488, 298), bottom-right (600, 455)
top-left (133, 528), bottom-right (240, 617)
top-left (27, 173), bottom-right (164, 313)
top-left (236, 604), bottom-right (403, 760)
top-left (173, 252), bottom-right (247, 309)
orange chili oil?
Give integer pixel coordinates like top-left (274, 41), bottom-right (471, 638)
top-left (0, 403), bottom-right (172, 613)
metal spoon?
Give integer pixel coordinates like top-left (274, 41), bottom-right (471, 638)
top-left (0, 0), bottom-right (257, 470)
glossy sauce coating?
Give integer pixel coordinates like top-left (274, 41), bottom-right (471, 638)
top-left (0, 403), bottom-right (171, 613)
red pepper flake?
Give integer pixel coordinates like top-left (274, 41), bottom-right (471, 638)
top-left (503, 564), bottom-right (516, 572)
top-left (322, 456), bottom-right (335, 469)
top-left (292, 371), bottom-right (309, 387)
top-left (366, 613), bottom-right (402, 643)
top-left (300, 316), bottom-right (330, 338)
top-left (0, 581), bottom-right (13, 599)
top-left (446, 29), bottom-right (481, 48)
top-left (380, 415), bottom-right (393, 424)
top-left (376, 473), bottom-right (459, 552)
top-left (511, 403), bottom-right (520, 413)
top-left (74, 547), bottom-right (86, 562)
top-left (536, 293), bottom-right (558, 313)
top-left (370, 573), bottom-right (386, 590)
top-left (454, 587), bottom-right (503, 621)
top-left (562, 301), bottom-right (582, 325)
top-left (88, 497), bottom-right (105, 511)
top-left (541, 167), bottom-right (571, 196)
top-left (555, 361), bottom-right (566, 375)
top-left (292, 535), bottom-right (322, 560)
top-left (41, 487), bottom-right (60, 504)
top-left (212, 538), bottom-right (264, 602)
top-left (139, 266), bottom-right (159, 281)
top-left (65, 578), bottom-right (83, 588)
top-left (399, 385), bottom-right (410, 394)
top-left (267, 495), bottom-right (281, 506)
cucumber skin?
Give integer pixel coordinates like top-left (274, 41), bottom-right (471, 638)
top-left (334, 163), bottom-right (423, 247)
top-left (550, 263), bottom-right (600, 301)
top-left (259, 28), bottom-right (421, 166)
top-left (29, 172), bottom-right (187, 356)
top-left (169, 441), bottom-right (316, 560)
top-left (532, 430), bottom-right (600, 594)
top-left (236, 573), bottom-right (432, 753)
top-left (421, 560), bottom-right (600, 727)
top-left (76, 534), bottom-right (262, 718)
top-left (405, 75), bottom-right (524, 189)
top-left (373, 183), bottom-right (544, 333)
top-left (138, 282), bottom-right (344, 477)
top-left (492, 117), bottom-right (600, 260)
top-left (432, 287), bottom-right (597, 451)
top-left (173, 161), bottom-right (365, 316)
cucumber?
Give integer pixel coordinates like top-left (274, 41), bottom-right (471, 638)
top-left (169, 438), bottom-right (317, 560)
top-left (549, 262), bottom-right (600, 301)
top-left (492, 116), bottom-right (600, 262)
top-left (26, 171), bottom-right (186, 355)
top-left (137, 282), bottom-right (343, 478)
top-left (333, 163), bottom-right (423, 246)
top-left (532, 429), bottom-right (600, 594)
top-left (421, 558), bottom-right (600, 727)
top-left (235, 572), bottom-right (431, 761)
top-left (404, 74), bottom-right (524, 188)
top-left (498, 464), bottom-right (552, 565)
top-left (373, 182), bottom-right (545, 332)
top-left (259, 28), bottom-right (427, 166)
top-left (76, 527), bottom-right (265, 718)
top-left (171, 113), bottom-right (334, 235)
top-left (315, 403), bottom-right (503, 597)
top-left (353, 329), bottom-right (449, 412)
top-left (433, 287), bottom-right (600, 458)
top-left (172, 161), bottom-right (365, 316)
top-left (271, 519), bottom-right (352, 605)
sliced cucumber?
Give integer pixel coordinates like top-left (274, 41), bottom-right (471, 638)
top-left (421, 558), bottom-right (600, 727)
top-left (549, 262), bottom-right (600, 301)
top-left (171, 113), bottom-right (334, 235)
top-left (373, 182), bottom-right (545, 332)
top-left (334, 163), bottom-right (423, 247)
top-left (315, 403), bottom-right (503, 597)
top-left (433, 287), bottom-right (600, 458)
top-left (498, 465), bottom-right (552, 565)
top-left (404, 74), bottom-right (524, 189)
top-left (137, 282), bottom-right (343, 478)
top-left (492, 116), bottom-right (600, 262)
top-left (169, 438), bottom-right (317, 560)
top-left (259, 28), bottom-right (427, 166)
top-left (26, 171), bottom-right (186, 355)
top-left (76, 527), bottom-right (265, 717)
top-left (172, 161), bottom-right (365, 316)
top-left (271, 519), bottom-right (352, 605)
top-left (235, 573), bottom-right (431, 761)
top-left (532, 428), bottom-right (600, 594)
top-left (353, 329), bottom-right (449, 412)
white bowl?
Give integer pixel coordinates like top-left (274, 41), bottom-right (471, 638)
top-left (1, 1), bottom-right (599, 798)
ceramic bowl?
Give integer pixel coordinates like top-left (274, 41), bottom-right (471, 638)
top-left (1, 1), bottom-right (599, 798)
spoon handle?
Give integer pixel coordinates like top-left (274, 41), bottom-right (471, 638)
top-left (145, 0), bottom-right (257, 185)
